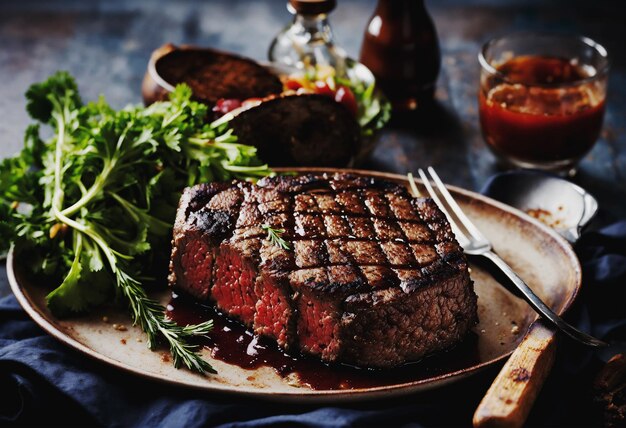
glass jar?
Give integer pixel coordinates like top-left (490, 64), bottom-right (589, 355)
top-left (268, 0), bottom-right (347, 76)
top-left (478, 33), bottom-right (609, 175)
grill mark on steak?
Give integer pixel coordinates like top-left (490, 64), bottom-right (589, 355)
top-left (279, 190), bottom-right (299, 348)
top-left (309, 192), bottom-right (332, 268)
top-left (314, 190), bottom-right (370, 295)
top-left (355, 189), bottom-right (397, 289)
top-left (381, 191), bottom-right (420, 266)
top-left (223, 233), bottom-right (438, 245)
top-left (285, 260), bottom-right (441, 271)
top-left (277, 213), bottom-right (436, 230)
top-left (383, 191), bottom-right (433, 294)
top-left (170, 173), bottom-right (478, 368)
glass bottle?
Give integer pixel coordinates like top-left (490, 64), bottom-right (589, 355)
top-left (359, 0), bottom-right (441, 111)
top-left (268, 0), bottom-right (347, 76)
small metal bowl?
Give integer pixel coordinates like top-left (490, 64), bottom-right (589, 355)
top-left (482, 170), bottom-right (598, 243)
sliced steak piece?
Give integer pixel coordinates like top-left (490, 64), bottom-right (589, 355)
top-left (229, 94), bottom-right (361, 167)
top-left (169, 173), bottom-right (478, 368)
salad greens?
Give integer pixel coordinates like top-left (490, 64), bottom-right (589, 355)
top-left (0, 72), bottom-right (272, 374)
top-left (298, 64), bottom-right (392, 136)
top-left (332, 74), bottom-right (390, 136)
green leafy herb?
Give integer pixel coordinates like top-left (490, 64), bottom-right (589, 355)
top-left (215, 64), bottom-right (392, 138)
top-left (0, 72), bottom-right (273, 374)
top-left (295, 64), bottom-right (392, 136)
top-left (335, 75), bottom-right (392, 136)
top-left (261, 224), bottom-right (290, 250)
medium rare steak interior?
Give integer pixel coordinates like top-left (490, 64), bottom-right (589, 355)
top-left (169, 173), bottom-right (478, 368)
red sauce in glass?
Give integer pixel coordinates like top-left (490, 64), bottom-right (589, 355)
top-left (166, 292), bottom-right (480, 390)
top-left (479, 56), bottom-right (605, 164)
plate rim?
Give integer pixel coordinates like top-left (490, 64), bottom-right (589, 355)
top-left (7, 168), bottom-right (582, 400)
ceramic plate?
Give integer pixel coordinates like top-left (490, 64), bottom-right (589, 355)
top-left (8, 168), bottom-right (581, 401)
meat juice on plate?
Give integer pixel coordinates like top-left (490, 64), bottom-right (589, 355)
top-left (479, 55), bottom-right (606, 170)
top-left (166, 292), bottom-right (480, 390)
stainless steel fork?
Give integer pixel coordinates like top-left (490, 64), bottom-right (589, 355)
top-left (413, 167), bottom-right (607, 347)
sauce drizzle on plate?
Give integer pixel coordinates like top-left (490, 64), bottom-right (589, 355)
top-left (166, 292), bottom-right (480, 390)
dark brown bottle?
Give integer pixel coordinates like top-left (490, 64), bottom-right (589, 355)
top-left (359, 0), bottom-right (441, 112)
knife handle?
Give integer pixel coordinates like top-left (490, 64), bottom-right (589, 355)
top-left (473, 321), bottom-right (557, 428)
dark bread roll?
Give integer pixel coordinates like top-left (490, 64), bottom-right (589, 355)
top-left (144, 44), bottom-right (365, 167)
top-left (230, 94), bottom-right (360, 167)
top-left (154, 47), bottom-right (283, 106)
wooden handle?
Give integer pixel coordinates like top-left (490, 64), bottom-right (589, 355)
top-left (473, 321), bottom-right (558, 428)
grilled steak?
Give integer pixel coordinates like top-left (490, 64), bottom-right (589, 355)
top-left (230, 94), bottom-right (361, 167)
top-left (169, 173), bottom-right (477, 368)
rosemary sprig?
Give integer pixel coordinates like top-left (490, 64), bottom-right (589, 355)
top-left (261, 224), bottom-right (290, 250)
top-left (115, 268), bottom-right (216, 373)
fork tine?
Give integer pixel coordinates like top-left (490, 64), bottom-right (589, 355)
top-left (427, 166), bottom-right (488, 242)
top-left (406, 172), bottom-right (421, 197)
top-left (416, 169), bottom-right (469, 245)
top-left (421, 169), bottom-right (607, 348)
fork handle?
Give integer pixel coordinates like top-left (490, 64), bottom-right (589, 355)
top-left (482, 250), bottom-right (557, 318)
top-left (480, 250), bottom-right (604, 347)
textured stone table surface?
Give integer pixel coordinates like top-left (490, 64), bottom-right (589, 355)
top-left (0, 0), bottom-right (624, 289)
top-left (0, 2), bottom-right (624, 425)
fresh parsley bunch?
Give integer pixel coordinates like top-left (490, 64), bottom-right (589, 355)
top-left (0, 72), bottom-right (272, 374)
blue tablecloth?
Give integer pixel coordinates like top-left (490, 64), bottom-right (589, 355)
top-left (1, 194), bottom-right (625, 426)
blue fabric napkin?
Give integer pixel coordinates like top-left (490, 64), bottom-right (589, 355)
top-left (1, 184), bottom-right (625, 427)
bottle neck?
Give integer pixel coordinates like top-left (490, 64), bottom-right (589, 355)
top-left (292, 13), bottom-right (334, 45)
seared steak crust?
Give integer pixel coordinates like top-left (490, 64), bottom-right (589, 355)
top-left (169, 173), bottom-right (478, 368)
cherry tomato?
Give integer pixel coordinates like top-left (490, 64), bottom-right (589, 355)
top-left (284, 78), bottom-right (303, 91)
top-left (213, 98), bottom-right (241, 115)
top-left (314, 80), bottom-right (336, 97)
top-left (334, 86), bottom-right (358, 117)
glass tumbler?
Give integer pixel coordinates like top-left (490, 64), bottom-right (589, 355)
top-left (478, 33), bottom-right (609, 175)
